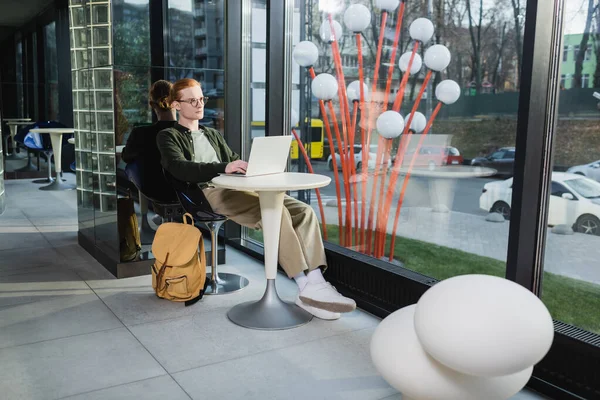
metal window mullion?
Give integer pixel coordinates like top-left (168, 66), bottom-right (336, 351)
top-left (505, 0), bottom-right (565, 295)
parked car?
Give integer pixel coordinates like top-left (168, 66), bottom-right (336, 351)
top-left (471, 147), bottom-right (515, 177)
top-left (479, 172), bottom-right (600, 235)
top-left (327, 144), bottom-right (390, 172)
top-left (398, 145), bottom-right (464, 170)
top-left (567, 160), bottom-right (600, 182)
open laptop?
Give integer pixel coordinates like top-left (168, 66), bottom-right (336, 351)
top-left (221, 135), bottom-right (293, 177)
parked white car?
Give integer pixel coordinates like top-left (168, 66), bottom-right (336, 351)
top-left (327, 144), bottom-right (391, 172)
top-left (479, 172), bottom-right (600, 235)
top-left (567, 160), bottom-right (600, 182)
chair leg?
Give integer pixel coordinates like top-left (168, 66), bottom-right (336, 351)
top-left (203, 220), bottom-right (249, 295)
top-left (139, 191), bottom-right (154, 245)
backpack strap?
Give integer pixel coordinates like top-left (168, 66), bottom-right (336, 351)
top-left (155, 252), bottom-right (172, 292)
top-left (183, 213), bottom-right (194, 225)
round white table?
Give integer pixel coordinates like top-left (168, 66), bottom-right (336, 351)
top-left (4, 119), bottom-right (31, 160)
top-left (212, 172), bottom-right (331, 330)
top-left (29, 128), bottom-right (75, 191)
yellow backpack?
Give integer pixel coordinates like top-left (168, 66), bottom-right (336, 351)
top-left (151, 213), bottom-right (207, 305)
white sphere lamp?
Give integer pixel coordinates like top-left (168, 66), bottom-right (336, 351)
top-left (409, 18), bottom-right (434, 44)
top-left (435, 80), bottom-right (461, 105)
top-left (291, 109), bottom-right (299, 128)
top-left (347, 80), bottom-right (369, 102)
top-left (343, 4), bottom-right (371, 33)
top-left (424, 44), bottom-right (451, 72)
top-left (292, 41), bottom-right (319, 67)
top-left (414, 274), bottom-right (554, 377)
top-left (375, 0), bottom-right (400, 12)
top-left (376, 111), bottom-right (404, 139)
top-left (311, 73), bottom-right (339, 101)
top-left (319, 20), bottom-right (343, 43)
top-left (371, 305), bottom-right (534, 400)
top-left (398, 52), bottom-right (423, 75)
top-left (409, 111), bottom-right (427, 132)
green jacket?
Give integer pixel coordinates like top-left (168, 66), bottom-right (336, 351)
top-left (156, 123), bottom-right (240, 185)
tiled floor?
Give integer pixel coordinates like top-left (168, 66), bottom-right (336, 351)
top-left (0, 178), bottom-right (548, 399)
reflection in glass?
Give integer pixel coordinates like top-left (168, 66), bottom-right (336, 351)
top-left (270, 1), bottom-right (524, 282)
top-left (44, 22), bottom-right (59, 120)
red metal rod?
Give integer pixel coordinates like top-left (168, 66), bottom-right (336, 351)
top-left (377, 131), bottom-right (412, 252)
top-left (309, 67), bottom-right (344, 243)
top-left (381, 69), bottom-right (433, 239)
top-left (351, 100), bottom-right (360, 246)
top-left (356, 33), bottom-right (368, 253)
top-left (365, 135), bottom-right (385, 255)
top-left (382, 2), bottom-right (405, 110)
top-left (366, 11), bottom-right (388, 151)
top-left (291, 128), bottom-right (327, 240)
top-left (388, 102), bottom-right (443, 261)
top-left (392, 41), bottom-right (420, 112)
top-left (328, 15), bottom-right (355, 246)
top-left (374, 139), bottom-right (393, 258)
top-left (328, 101), bottom-right (353, 247)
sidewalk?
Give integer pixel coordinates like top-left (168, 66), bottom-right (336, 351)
top-left (312, 203), bottom-right (600, 285)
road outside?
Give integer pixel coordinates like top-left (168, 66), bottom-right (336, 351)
top-left (291, 160), bottom-right (496, 216)
top-left (290, 160), bottom-right (600, 286)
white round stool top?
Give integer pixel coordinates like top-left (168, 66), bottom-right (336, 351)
top-left (68, 138), bottom-right (75, 144)
top-left (414, 274), bottom-right (554, 377)
top-left (29, 128), bottom-right (75, 134)
top-left (212, 172), bottom-right (330, 192)
top-left (4, 118), bottom-right (31, 122)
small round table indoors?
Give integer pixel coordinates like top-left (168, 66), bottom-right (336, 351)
top-left (29, 128), bottom-right (75, 191)
top-left (212, 172), bottom-right (331, 330)
top-left (4, 119), bottom-right (32, 160)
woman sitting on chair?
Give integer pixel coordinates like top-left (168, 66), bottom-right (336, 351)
top-left (157, 78), bottom-right (356, 320)
top-left (122, 80), bottom-right (178, 202)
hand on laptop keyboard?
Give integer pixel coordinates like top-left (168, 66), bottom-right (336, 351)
top-left (225, 160), bottom-right (248, 175)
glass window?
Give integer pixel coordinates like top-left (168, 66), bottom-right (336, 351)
top-left (44, 22), bottom-right (59, 120)
top-left (563, 45), bottom-right (569, 61)
top-left (581, 73), bottom-right (590, 88)
top-left (585, 44), bottom-right (592, 61)
top-left (560, 74), bottom-right (568, 89)
top-left (503, 150), bottom-right (515, 159)
top-left (16, 39), bottom-right (24, 117)
top-left (542, 3), bottom-right (600, 335)
top-left (277, 0), bottom-right (523, 283)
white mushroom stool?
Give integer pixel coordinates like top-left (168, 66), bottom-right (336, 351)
top-left (371, 274), bottom-right (554, 400)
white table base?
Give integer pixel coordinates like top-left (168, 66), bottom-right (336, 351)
top-left (4, 125), bottom-right (26, 160)
top-left (227, 191), bottom-right (313, 330)
top-left (40, 132), bottom-right (74, 191)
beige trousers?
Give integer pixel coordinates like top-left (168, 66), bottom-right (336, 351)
top-left (202, 187), bottom-right (327, 278)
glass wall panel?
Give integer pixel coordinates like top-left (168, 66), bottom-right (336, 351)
top-left (244, 0), bottom-right (267, 244)
top-left (270, 1), bottom-right (528, 282)
top-left (16, 39), bottom-right (24, 118)
top-left (44, 22), bottom-right (59, 120)
top-left (164, 0), bottom-right (225, 131)
top-left (541, 0), bottom-right (600, 334)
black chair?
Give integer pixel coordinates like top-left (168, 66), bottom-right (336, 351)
top-left (125, 163), bottom-right (183, 245)
top-left (164, 170), bottom-right (249, 295)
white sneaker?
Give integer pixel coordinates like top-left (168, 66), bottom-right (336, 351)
top-left (295, 296), bottom-right (341, 320)
top-left (299, 282), bottom-right (356, 313)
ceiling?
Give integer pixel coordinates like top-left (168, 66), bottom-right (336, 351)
top-left (0, 0), bottom-right (54, 41)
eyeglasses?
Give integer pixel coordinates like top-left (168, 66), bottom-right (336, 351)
top-left (177, 97), bottom-right (209, 107)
